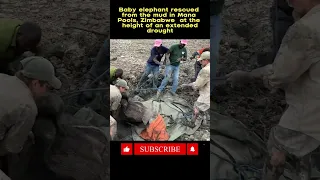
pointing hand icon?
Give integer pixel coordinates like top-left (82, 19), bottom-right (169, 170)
top-left (123, 146), bottom-right (130, 152)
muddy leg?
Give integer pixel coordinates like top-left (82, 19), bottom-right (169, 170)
top-left (136, 64), bottom-right (152, 89)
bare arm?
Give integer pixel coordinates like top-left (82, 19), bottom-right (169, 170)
top-left (164, 51), bottom-right (171, 65)
top-left (152, 56), bottom-right (161, 65)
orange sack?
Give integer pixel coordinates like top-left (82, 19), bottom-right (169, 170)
top-left (139, 114), bottom-right (169, 141)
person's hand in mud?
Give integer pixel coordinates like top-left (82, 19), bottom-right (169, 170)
top-left (181, 83), bottom-right (194, 90)
top-left (194, 107), bottom-right (199, 116)
top-left (270, 148), bottom-right (286, 167)
top-left (226, 70), bottom-right (252, 87)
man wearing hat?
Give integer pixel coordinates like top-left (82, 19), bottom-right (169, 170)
top-left (0, 56), bottom-right (61, 158)
top-left (182, 51), bottom-right (210, 126)
top-left (157, 39), bottom-right (188, 98)
top-left (136, 39), bottom-right (169, 89)
top-left (190, 46), bottom-right (210, 82)
top-left (110, 79), bottom-right (129, 140)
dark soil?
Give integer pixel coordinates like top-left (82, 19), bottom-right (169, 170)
top-left (213, 0), bottom-right (286, 141)
top-left (0, 0), bottom-right (109, 93)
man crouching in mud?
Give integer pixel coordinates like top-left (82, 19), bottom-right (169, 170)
top-left (226, 0), bottom-right (320, 179)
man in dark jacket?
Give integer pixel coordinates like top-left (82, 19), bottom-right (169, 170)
top-left (0, 18), bottom-right (42, 75)
top-left (210, 0), bottom-right (224, 95)
top-left (270, 0), bottom-right (294, 61)
top-left (258, 0), bottom-right (294, 66)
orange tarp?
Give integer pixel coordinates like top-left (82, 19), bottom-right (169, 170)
top-left (139, 114), bottom-right (169, 141)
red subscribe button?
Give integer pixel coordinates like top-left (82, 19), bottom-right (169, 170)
top-left (134, 143), bottom-right (190, 155)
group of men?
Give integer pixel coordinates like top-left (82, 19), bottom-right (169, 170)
top-left (0, 17), bottom-right (113, 178)
top-left (140, 39), bottom-right (210, 126)
top-left (0, 18), bottom-right (63, 178)
top-left (109, 39), bottom-right (211, 139)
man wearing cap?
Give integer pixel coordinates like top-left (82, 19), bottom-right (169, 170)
top-left (182, 51), bottom-right (210, 126)
top-left (110, 79), bottom-right (129, 140)
top-left (136, 39), bottom-right (169, 89)
top-left (190, 46), bottom-right (210, 82)
top-left (0, 18), bottom-right (42, 75)
top-left (157, 40), bottom-right (188, 97)
top-left (0, 56), bottom-right (61, 157)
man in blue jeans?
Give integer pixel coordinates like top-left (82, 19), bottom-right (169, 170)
top-left (136, 39), bottom-right (169, 89)
top-left (156, 40), bottom-right (188, 98)
top-left (210, 0), bottom-right (224, 95)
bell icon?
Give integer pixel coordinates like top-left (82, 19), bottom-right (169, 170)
top-left (190, 146), bottom-right (195, 152)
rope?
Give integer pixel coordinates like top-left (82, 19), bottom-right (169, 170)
top-left (85, 69), bottom-right (110, 89)
top-left (61, 88), bottom-right (109, 99)
top-left (211, 149), bottom-right (263, 180)
top-left (135, 71), bottom-right (158, 92)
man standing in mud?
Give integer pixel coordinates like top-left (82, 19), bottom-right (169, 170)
top-left (0, 18), bottom-right (42, 75)
top-left (268, 0), bottom-right (295, 64)
top-left (110, 79), bottom-right (129, 140)
top-left (80, 39), bottom-right (109, 104)
top-left (182, 51), bottom-right (210, 127)
top-left (83, 39), bottom-right (109, 88)
top-left (226, 0), bottom-right (320, 178)
top-left (136, 39), bottom-right (169, 90)
top-left (210, 0), bottom-right (224, 95)
top-left (156, 40), bottom-right (188, 98)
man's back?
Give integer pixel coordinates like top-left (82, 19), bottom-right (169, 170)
top-left (110, 85), bottom-right (122, 111)
top-left (276, 4), bottom-right (320, 141)
top-left (195, 64), bottom-right (210, 107)
top-left (0, 74), bottom-right (35, 111)
top-left (0, 74), bottom-right (37, 154)
top-left (0, 19), bottom-right (22, 62)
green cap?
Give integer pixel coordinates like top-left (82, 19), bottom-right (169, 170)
top-left (115, 79), bottom-right (129, 90)
top-left (20, 56), bottom-right (61, 89)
